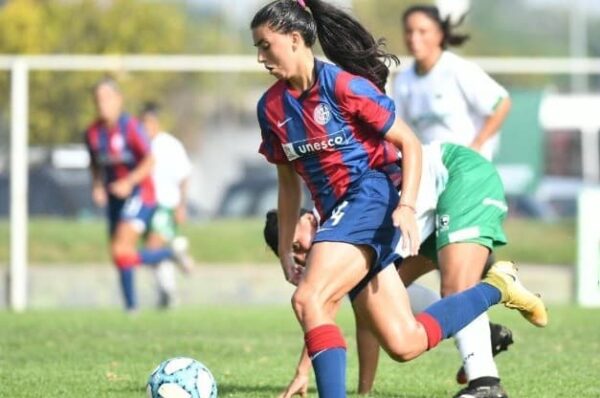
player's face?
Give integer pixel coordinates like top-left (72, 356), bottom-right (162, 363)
top-left (141, 114), bottom-right (160, 138)
top-left (94, 84), bottom-right (123, 125)
top-left (403, 12), bottom-right (444, 62)
top-left (252, 24), bottom-right (298, 80)
top-left (291, 213), bottom-right (317, 266)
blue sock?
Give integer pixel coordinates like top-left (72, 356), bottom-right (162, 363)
top-left (118, 268), bottom-right (136, 310)
top-left (305, 325), bottom-right (347, 398)
top-left (417, 283), bottom-right (501, 348)
top-left (138, 248), bottom-right (173, 266)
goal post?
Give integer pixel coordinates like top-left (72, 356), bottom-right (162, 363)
top-left (3, 54), bottom-right (600, 312)
top-left (576, 187), bottom-right (600, 307)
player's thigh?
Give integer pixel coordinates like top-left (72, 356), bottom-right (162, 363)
top-left (352, 265), bottom-right (427, 361)
top-left (146, 232), bottom-right (168, 250)
top-left (397, 255), bottom-right (437, 287)
top-left (111, 221), bottom-right (143, 252)
top-left (438, 242), bottom-right (489, 295)
top-left (299, 241), bottom-right (372, 307)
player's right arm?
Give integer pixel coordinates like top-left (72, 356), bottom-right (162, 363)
top-left (276, 163), bottom-right (303, 285)
top-left (85, 130), bottom-right (107, 208)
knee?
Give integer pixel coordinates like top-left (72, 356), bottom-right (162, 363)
top-left (291, 286), bottom-right (320, 323)
top-left (380, 325), bottom-right (423, 363)
top-left (111, 241), bottom-right (138, 269)
top-left (385, 343), bottom-right (414, 363)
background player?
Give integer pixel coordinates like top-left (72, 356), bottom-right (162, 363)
top-left (85, 77), bottom-right (184, 312)
top-left (140, 102), bottom-right (194, 308)
top-left (393, 5), bottom-right (513, 395)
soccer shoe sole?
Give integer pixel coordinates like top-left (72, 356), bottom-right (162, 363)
top-left (453, 383), bottom-right (508, 398)
top-left (483, 261), bottom-right (548, 327)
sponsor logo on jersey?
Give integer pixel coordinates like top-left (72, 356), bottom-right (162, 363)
top-left (281, 129), bottom-right (348, 161)
top-left (313, 103), bottom-right (332, 125)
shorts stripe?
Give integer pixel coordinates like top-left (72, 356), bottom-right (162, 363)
top-left (448, 226), bottom-right (480, 243)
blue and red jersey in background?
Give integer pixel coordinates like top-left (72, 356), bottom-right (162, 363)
top-left (258, 59), bottom-right (400, 218)
top-left (85, 113), bottom-right (155, 205)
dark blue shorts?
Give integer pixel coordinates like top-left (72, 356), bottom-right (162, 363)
top-left (313, 170), bottom-right (401, 300)
top-left (107, 194), bottom-right (155, 237)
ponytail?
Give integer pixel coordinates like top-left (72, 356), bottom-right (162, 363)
top-left (305, 0), bottom-right (398, 92)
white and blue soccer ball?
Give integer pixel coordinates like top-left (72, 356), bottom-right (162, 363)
top-left (147, 357), bottom-right (217, 398)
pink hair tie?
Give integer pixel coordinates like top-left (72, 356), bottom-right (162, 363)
top-left (297, 0), bottom-right (306, 8)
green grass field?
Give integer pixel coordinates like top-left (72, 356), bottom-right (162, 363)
top-left (0, 217), bottom-right (576, 265)
top-left (1, 305), bottom-right (598, 397)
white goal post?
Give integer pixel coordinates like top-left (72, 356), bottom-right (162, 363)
top-left (577, 188), bottom-right (600, 307)
top-left (2, 54), bottom-right (600, 312)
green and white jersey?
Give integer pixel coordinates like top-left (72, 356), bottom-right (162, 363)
top-left (393, 51), bottom-right (508, 160)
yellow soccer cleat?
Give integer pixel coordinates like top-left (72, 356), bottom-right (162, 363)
top-left (483, 261), bottom-right (548, 327)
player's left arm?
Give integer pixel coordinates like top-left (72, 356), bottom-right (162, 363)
top-left (470, 96), bottom-right (511, 152)
top-left (457, 61), bottom-right (512, 152)
top-left (337, 75), bottom-right (422, 255)
top-left (384, 117), bottom-right (422, 256)
top-left (175, 178), bottom-right (189, 224)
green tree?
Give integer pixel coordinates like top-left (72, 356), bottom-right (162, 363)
top-left (0, 0), bottom-right (187, 145)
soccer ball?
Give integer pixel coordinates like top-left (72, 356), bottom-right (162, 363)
top-left (147, 357), bottom-right (217, 398)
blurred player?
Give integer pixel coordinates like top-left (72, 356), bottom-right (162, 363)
top-left (251, 1), bottom-right (546, 397)
top-left (393, 6), bottom-right (514, 397)
top-left (394, 4), bottom-right (511, 160)
top-left (265, 142), bottom-right (515, 398)
top-left (140, 102), bottom-right (194, 308)
top-left (84, 77), bottom-right (185, 312)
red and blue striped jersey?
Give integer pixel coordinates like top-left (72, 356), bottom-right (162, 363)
top-left (258, 59), bottom-right (399, 218)
top-left (85, 113), bottom-right (155, 204)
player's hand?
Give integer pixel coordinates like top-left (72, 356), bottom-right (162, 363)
top-left (392, 205), bottom-right (420, 256)
top-left (109, 178), bottom-right (133, 199)
top-left (175, 204), bottom-right (187, 224)
top-left (92, 184), bottom-right (107, 208)
top-left (277, 372), bottom-right (309, 398)
top-left (470, 140), bottom-right (483, 153)
top-left (281, 253), bottom-right (304, 286)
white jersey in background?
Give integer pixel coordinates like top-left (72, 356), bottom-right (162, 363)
top-left (393, 51), bottom-right (508, 160)
top-left (151, 132), bottom-right (192, 208)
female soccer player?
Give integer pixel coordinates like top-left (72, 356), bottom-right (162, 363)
top-left (394, 5), bottom-right (511, 161)
top-left (252, 1), bottom-right (545, 397)
top-left (394, 6), bottom-right (513, 396)
top-left (266, 142), bottom-right (515, 398)
top-left (85, 78), bottom-right (187, 311)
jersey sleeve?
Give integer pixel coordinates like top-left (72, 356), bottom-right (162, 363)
top-left (126, 118), bottom-right (152, 161)
top-left (335, 74), bottom-right (396, 136)
top-left (455, 60), bottom-right (508, 116)
top-left (257, 99), bottom-right (289, 164)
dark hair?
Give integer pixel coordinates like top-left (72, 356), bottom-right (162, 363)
top-left (402, 5), bottom-right (470, 49)
top-left (251, 0), bottom-right (398, 92)
top-left (140, 101), bottom-right (161, 117)
top-left (263, 208), bottom-right (312, 257)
